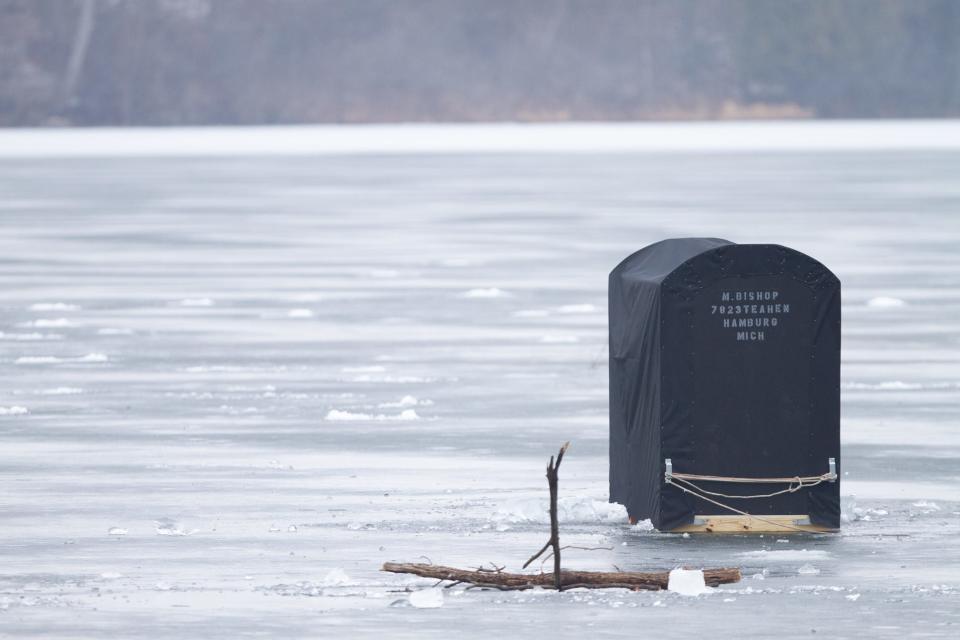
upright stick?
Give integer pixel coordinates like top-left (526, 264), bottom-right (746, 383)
top-left (523, 441), bottom-right (569, 589)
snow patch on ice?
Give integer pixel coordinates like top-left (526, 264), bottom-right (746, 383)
top-left (155, 520), bottom-right (198, 536)
top-left (22, 318), bottom-right (77, 328)
top-left (459, 288), bottom-right (508, 299)
top-left (37, 387), bottom-right (83, 395)
top-left (668, 569), bottom-right (710, 596)
top-left (378, 395), bottom-right (431, 408)
top-left (513, 309), bottom-right (550, 318)
top-left (29, 302), bottom-right (80, 311)
top-left (178, 298), bottom-right (215, 307)
top-left (556, 304), bottom-right (597, 314)
top-left (912, 500), bottom-right (940, 512)
top-left (409, 587), bottom-right (444, 608)
top-left (797, 564), bottom-right (821, 576)
top-left (866, 296), bottom-right (906, 308)
top-left (0, 406), bottom-right (28, 416)
top-left (16, 353), bottom-right (107, 365)
top-left (98, 327), bottom-right (134, 335)
top-left (843, 380), bottom-right (924, 391)
top-left (107, 527), bottom-right (128, 536)
top-left (492, 497), bottom-right (627, 524)
top-left (736, 549), bottom-right (831, 561)
top-left (539, 335), bottom-right (579, 343)
top-left (287, 308), bottom-right (314, 318)
top-left (325, 409), bottom-right (420, 421)
top-left (0, 331), bottom-right (62, 340)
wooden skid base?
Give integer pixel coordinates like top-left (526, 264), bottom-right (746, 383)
top-left (668, 515), bottom-right (836, 534)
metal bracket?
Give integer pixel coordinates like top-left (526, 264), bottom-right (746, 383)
top-left (665, 458), bottom-right (673, 484)
top-left (828, 457), bottom-right (837, 482)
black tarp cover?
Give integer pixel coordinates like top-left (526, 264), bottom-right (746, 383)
top-left (609, 239), bottom-right (841, 530)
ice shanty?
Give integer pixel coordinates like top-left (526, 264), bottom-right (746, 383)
top-left (609, 239), bottom-right (841, 532)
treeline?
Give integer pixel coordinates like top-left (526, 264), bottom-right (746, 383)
top-left (1, 0), bottom-right (958, 126)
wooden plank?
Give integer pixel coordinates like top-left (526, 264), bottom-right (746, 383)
top-left (669, 514), bottom-right (836, 534)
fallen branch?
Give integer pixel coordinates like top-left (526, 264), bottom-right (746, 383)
top-left (380, 442), bottom-right (741, 592)
top-left (382, 562), bottom-right (741, 591)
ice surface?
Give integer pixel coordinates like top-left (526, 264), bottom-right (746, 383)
top-left (0, 123), bottom-right (958, 638)
top-left (668, 569), bottom-right (711, 596)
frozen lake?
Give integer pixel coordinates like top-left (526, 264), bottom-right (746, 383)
top-left (1, 122), bottom-right (959, 638)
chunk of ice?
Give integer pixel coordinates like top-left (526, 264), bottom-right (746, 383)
top-left (320, 568), bottom-right (350, 587)
top-left (797, 564), bottom-right (821, 575)
top-left (409, 587), bottom-right (444, 608)
top-left (632, 518), bottom-right (655, 532)
top-left (668, 569), bottom-right (710, 596)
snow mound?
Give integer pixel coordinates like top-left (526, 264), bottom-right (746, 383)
top-left (912, 500), bottom-right (940, 512)
top-left (409, 587), bottom-right (444, 608)
top-left (866, 296), bottom-right (906, 308)
top-left (797, 564), bottom-right (821, 575)
top-left (492, 497), bottom-right (627, 524)
top-left (668, 569), bottom-right (710, 596)
top-left (107, 527), bottom-right (127, 536)
top-left (459, 288), bottom-right (507, 299)
top-left (287, 308), bottom-right (314, 318)
top-left (0, 406), bottom-right (28, 416)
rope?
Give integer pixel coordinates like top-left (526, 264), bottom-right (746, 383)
top-left (670, 473), bottom-right (833, 500)
top-left (667, 478), bottom-right (818, 534)
top-left (671, 472), bottom-right (832, 484)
